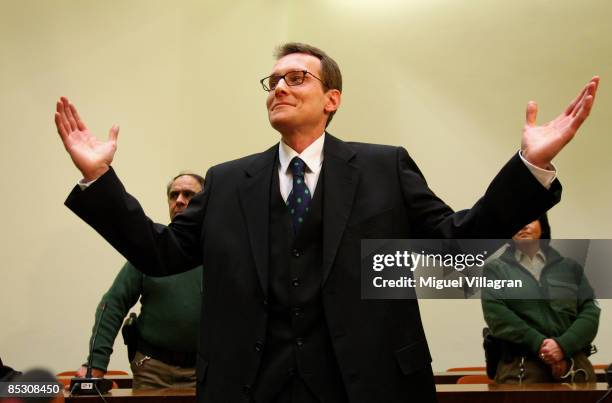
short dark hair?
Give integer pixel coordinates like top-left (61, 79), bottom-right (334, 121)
top-left (274, 42), bottom-right (342, 127)
top-left (166, 172), bottom-right (205, 197)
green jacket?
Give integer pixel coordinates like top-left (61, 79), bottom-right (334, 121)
top-left (481, 246), bottom-right (600, 358)
top-left (86, 262), bottom-right (202, 371)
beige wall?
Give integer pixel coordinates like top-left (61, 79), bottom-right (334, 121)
top-left (1, 0), bottom-right (610, 374)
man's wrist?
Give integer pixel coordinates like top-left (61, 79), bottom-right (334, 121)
top-left (518, 151), bottom-right (557, 189)
top-left (83, 166), bottom-right (110, 183)
top-left (78, 167), bottom-right (110, 189)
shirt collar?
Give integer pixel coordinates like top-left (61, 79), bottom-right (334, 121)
top-left (278, 133), bottom-right (325, 175)
top-left (514, 248), bottom-right (547, 264)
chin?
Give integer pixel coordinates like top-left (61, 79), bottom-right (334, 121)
top-left (269, 115), bottom-right (293, 133)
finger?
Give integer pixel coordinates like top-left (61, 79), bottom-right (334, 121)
top-left (570, 94), bottom-right (594, 132)
top-left (54, 112), bottom-right (69, 139)
top-left (567, 77), bottom-right (600, 117)
top-left (583, 77), bottom-right (600, 114)
top-left (564, 84), bottom-right (588, 116)
top-left (570, 81), bottom-right (597, 118)
top-left (62, 97), bottom-right (78, 132)
top-left (589, 76), bottom-right (600, 96)
top-left (525, 101), bottom-right (537, 127)
top-left (69, 103), bottom-right (88, 131)
top-left (108, 124), bottom-right (120, 143)
top-left (56, 99), bottom-right (70, 128)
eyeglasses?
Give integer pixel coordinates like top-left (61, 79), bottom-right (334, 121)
top-left (260, 70), bottom-right (326, 92)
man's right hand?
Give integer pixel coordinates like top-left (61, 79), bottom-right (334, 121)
top-left (54, 97), bottom-right (119, 182)
top-left (76, 365), bottom-right (106, 378)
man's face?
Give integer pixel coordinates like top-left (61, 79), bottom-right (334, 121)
top-left (168, 175), bottom-right (202, 220)
top-left (512, 219), bottom-right (543, 241)
top-left (266, 53), bottom-right (338, 134)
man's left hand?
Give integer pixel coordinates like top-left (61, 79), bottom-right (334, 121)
top-left (521, 76), bottom-right (599, 169)
top-left (539, 338), bottom-right (565, 364)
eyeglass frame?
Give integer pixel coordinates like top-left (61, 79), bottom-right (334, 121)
top-left (259, 70), bottom-right (327, 92)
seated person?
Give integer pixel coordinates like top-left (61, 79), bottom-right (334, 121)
top-left (76, 172), bottom-right (204, 389)
top-left (482, 214), bottom-right (600, 383)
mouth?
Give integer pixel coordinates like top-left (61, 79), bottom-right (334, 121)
top-left (271, 103), bottom-right (293, 110)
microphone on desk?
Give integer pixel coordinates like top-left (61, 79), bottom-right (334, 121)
top-left (69, 302), bottom-right (113, 395)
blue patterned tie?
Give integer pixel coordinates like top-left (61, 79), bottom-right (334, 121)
top-left (287, 157), bottom-right (312, 234)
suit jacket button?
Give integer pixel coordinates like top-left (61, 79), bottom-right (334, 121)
top-left (255, 342), bottom-right (263, 352)
top-left (295, 338), bottom-right (304, 347)
top-left (292, 249), bottom-right (301, 257)
top-left (292, 278), bottom-right (300, 287)
top-left (242, 385), bottom-right (251, 395)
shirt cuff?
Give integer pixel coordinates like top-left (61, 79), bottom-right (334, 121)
top-left (77, 178), bottom-right (98, 190)
top-left (518, 151), bottom-right (557, 190)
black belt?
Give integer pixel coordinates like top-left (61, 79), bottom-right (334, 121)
top-left (137, 338), bottom-right (196, 368)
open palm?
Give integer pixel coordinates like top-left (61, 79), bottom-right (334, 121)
top-left (55, 97), bottom-right (119, 181)
top-left (521, 77), bottom-right (599, 168)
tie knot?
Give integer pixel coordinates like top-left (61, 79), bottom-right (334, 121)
top-left (289, 157), bottom-right (307, 177)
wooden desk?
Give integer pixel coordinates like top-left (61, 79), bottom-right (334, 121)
top-left (59, 370), bottom-right (606, 389)
top-left (436, 382), bottom-right (610, 403)
top-left (434, 369), bottom-right (607, 384)
top-left (64, 384), bottom-right (610, 403)
top-left (64, 388), bottom-right (195, 402)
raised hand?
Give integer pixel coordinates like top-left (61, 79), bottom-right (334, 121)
top-left (521, 76), bottom-right (599, 169)
top-left (54, 97), bottom-right (119, 182)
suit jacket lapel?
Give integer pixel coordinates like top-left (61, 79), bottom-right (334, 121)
top-left (238, 144), bottom-right (277, 296)
top-left (321, 134), bottom-right (359, 285)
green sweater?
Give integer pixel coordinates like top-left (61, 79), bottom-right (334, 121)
top-left (86, 262), bottom-right (202, 371)
top-left (481, 246), bottom-right (600, 358)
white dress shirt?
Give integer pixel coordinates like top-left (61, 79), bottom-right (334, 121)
top-left (277, 133), bottom-right (325, 203)
top-left (514, 248), bottom-right (547, 282)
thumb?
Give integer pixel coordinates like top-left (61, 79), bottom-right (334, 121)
top-left (108, 124), bottom-right (120, 143)
top-left (525, 101), bottom-right (538, 127)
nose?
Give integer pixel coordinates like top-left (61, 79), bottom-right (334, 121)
top-left (273, 77), bottom-right (290, 94)
top-left (176, 194), bottom-right (188, 206)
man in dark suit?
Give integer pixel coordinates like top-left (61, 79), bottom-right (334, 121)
top-left (55, 43), bottom-right (598, 403)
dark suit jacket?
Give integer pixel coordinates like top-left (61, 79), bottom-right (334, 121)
top-left (66, 134), bottom-right (561, 402)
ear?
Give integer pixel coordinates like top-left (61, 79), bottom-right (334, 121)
top-left (324, 89), bottom-right (341, 114)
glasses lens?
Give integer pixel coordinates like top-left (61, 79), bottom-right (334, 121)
top-left (266, 75), bottom-right (281, 91)
top-left (285, 71), bottom-right (305, 86)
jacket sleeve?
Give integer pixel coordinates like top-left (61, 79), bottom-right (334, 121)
top-left (481, 263), bottom-right (547, 355)
top-left (398, 148), bottom-right (562, 239)
top-left (86, 262), bottom-right (143, 371)
top-left (554, 263), bottom-right (601, 357)
top-left (65, 167), bottom-right (210, 277)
